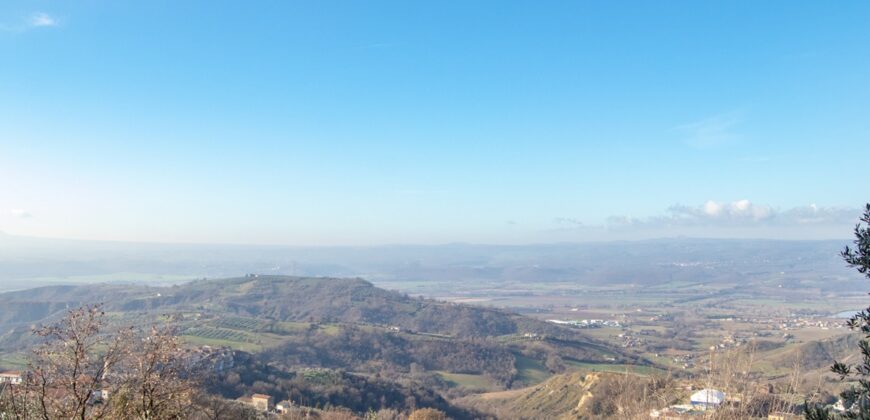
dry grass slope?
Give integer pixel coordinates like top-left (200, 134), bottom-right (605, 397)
top-left (457, 371), bottom-right (678, 419)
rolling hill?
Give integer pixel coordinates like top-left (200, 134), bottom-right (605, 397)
top-left (0, 275), bottom-right (623, 340)
top-left (0, 276), bottom-right (645, 394)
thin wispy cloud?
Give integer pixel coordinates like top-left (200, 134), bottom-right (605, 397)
top-left (394, 188), bottom-right (447, 196)
top-left (1, 12), bottom-right (59, 32)
top-left (362, 42), bottom-right (396, 49)
top-left (553, 217), bottom-right (585, 228)
top-left (30, 13), bottom-right (58, 27)
top-left (740, 155), bottom-right (772, 163)
top-left (9, 209), bottom-right (33, 219)
top-left (675, 113), bottom-right (742, 149)
top-left (548, 217), bottom-right (599, 233)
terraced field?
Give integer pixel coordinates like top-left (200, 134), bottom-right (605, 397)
top-left (212, 316), bottom-right (265, 331)
top-left (184, 326), bottom-right (259, 343)
top-left (181, 334), bottom-right (264, 352)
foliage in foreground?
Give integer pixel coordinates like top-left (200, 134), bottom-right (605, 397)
top-left (807, 203), bottom-right (870, 419)
top-left (0, 305), bottom-right (197, 419)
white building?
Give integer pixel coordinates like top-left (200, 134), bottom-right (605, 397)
top-left (0, 371), bottom-right (22, 385)
top-left (690, 389), bottom-right (725, 409)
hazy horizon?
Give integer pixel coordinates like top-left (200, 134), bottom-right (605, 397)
top-left (0, 232), bottom-right (860, 296)
top-left (0, 228), bottom-right (857, 248)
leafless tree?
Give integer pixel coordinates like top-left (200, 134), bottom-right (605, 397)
top-left (109, 325), bottom-right (196, 419)
top-left (0, 305), bottom-right (200, 420)
top-left (28, 304), bottom-right (131, 420)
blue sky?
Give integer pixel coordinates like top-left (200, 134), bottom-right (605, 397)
top-left (1, 1), bottom-right (868, 245)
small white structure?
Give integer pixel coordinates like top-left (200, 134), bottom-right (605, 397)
top-left (276, 400), bottom-right (293, 414)
top-left (0, 371), bottom-right (22, 385)
top-left (690, 388), bottom-right (725, 409)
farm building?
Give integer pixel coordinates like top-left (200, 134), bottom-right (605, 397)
top-left (0, 371), bottom-right (22, 385)
top-left (251, 394), bottom-right (273, 411)
top-left (238, 393), bottom-right (274, 412)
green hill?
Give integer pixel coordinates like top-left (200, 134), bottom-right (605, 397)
top-left (0, 276), bottom-right (645, 391)
top-left (0, 275), bottom-right (598, 338)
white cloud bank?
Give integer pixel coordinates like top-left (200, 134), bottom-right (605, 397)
top-left (606, 200), bottom-right (857, 229)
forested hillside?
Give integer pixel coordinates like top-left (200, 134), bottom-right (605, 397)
top-left (0, 276), bottom-right (651, 418)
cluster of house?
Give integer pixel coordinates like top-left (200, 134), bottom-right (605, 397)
top-left (616, 331), bottom-right (645, 348)
top-left (773, 318), bottom-right (843, 331)
top-left (0, 345), bottom-right (234, 399)
top-left (664, 354), bottom-right (693, 369)
top-left (3, 364), bottom-right (293, 416)
top-left (0, 369), bottom-right (113, 405)
top-left (715, 333), bottom-right (750, 350)
top-left (724, 314), bottom-right (847, 332)
top-left (546, 318), bottom-right (621, 328)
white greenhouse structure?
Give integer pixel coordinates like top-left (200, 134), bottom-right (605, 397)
top-left (690, 389), bottom-right (725, 409)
